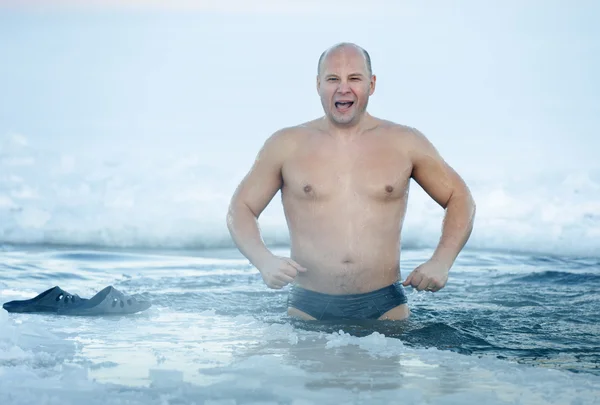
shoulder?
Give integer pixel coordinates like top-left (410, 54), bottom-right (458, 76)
top-left (263, 124), bottom-right (311, 147)
top-left (258, 123), bottom-right (314, 161)
top-left (384, 120), bottom-right (438, 153)
top-left (265, 118), bottom-right (325, 145)
top-left (377, 120), bottom-right (424, 141)
top-left (371, 119), bottom-right (434, 151)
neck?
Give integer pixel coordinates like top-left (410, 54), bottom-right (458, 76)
top-left (323, 112), bottom-right (373, 139)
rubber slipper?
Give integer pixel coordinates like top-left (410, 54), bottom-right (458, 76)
top-left (3, 285), bottom-right (151, 316)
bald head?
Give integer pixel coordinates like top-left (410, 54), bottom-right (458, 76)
top-left (317, 42), bottom-right (372, 77)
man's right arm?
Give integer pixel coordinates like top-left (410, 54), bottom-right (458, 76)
top-left (226, 130), bottom-right (292, 270)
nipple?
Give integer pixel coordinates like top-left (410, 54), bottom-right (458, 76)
top-left (385, 185), bottom-right (394, 193)
top-left (303, 185), bottom-right (312, 193)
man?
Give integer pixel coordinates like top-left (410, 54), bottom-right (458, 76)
top-left (226, 42), bottom-right (476, 321)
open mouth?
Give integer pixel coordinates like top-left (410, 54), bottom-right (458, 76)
top-left (335, 101), bottom-right (354, 111)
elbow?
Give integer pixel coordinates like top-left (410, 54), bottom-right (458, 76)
top-left (447, 186), bottom-right (476, 214)
top-left (225, 200), bottom-right (257, 231)
top-left (225, 210), bottom-right (234, 232)
top-left (225, 198), bottom-right (238, 232)
top-left (467, 188), bottom-right (476, 217)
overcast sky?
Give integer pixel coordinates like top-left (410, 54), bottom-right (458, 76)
top-left (1, 0), bottom-right (598, 181)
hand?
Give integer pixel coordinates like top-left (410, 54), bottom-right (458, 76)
top-left (402, 259), bottom-right (450, 292)
top-left (258, 255), bottom-right (307, 289)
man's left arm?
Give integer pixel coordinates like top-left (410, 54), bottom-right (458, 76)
top-left (402, 128), bottom-right (476, 292)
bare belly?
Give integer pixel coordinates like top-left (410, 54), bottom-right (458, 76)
top-left (291, 259), bottom-right (400, 294)
top-left (288, 224), bottom-right (403, 294)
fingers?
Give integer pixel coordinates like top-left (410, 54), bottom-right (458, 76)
top-left (269, 282), bottom-right (285, 289)
top-left (276, 273), bottom-right (295, 284)
top-left (404, 271), bottom-right (423, 289)
top-left (402, 272), bottom-right (414, 287)
top-left (281, 263), bottom-right (298, 278)
top-left (427, 282), bottom-right (441, 292)
top-left (267, 274), bottom-right (292, 289)
top-left (285, 258), bottom-right (308, 273)
top-left (416, 277), bottom-right (430, 292)
top-left (402, 270), bottom-right (441, 292)
top-left (264, 258), bottom-right (306, 289)
top-left (281, 258), bottom-right (308, 278)
top-left (267, 274), bottom-right (294, 289)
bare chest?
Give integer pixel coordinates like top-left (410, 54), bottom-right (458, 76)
top-left (282, 137), bottom-right (412, 201)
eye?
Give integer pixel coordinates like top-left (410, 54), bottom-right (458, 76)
top-left (350, 77), bottom-right (361, 81)
top-left (327, 78), bottom-right (339, 81)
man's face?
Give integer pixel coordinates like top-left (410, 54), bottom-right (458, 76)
top-left (317, 47), bottom-right (376, 126)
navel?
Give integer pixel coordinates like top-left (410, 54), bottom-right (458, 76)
top-left (385, 185), bottom-right (394, 193)
top-left (303, 185), bottom-right (312, 193)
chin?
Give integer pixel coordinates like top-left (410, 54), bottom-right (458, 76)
top-left (332, 115), bottom-right (356, 125)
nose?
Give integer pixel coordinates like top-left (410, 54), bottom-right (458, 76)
top-left (337, 83), bottom-right (350, 94)
top-left (336, 80), bottom-right (352, 93)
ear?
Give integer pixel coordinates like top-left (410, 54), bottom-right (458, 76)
top-left (369, 74), bottom-right (377, 96)
top-left (316, 75), bottom-right (320, 93)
